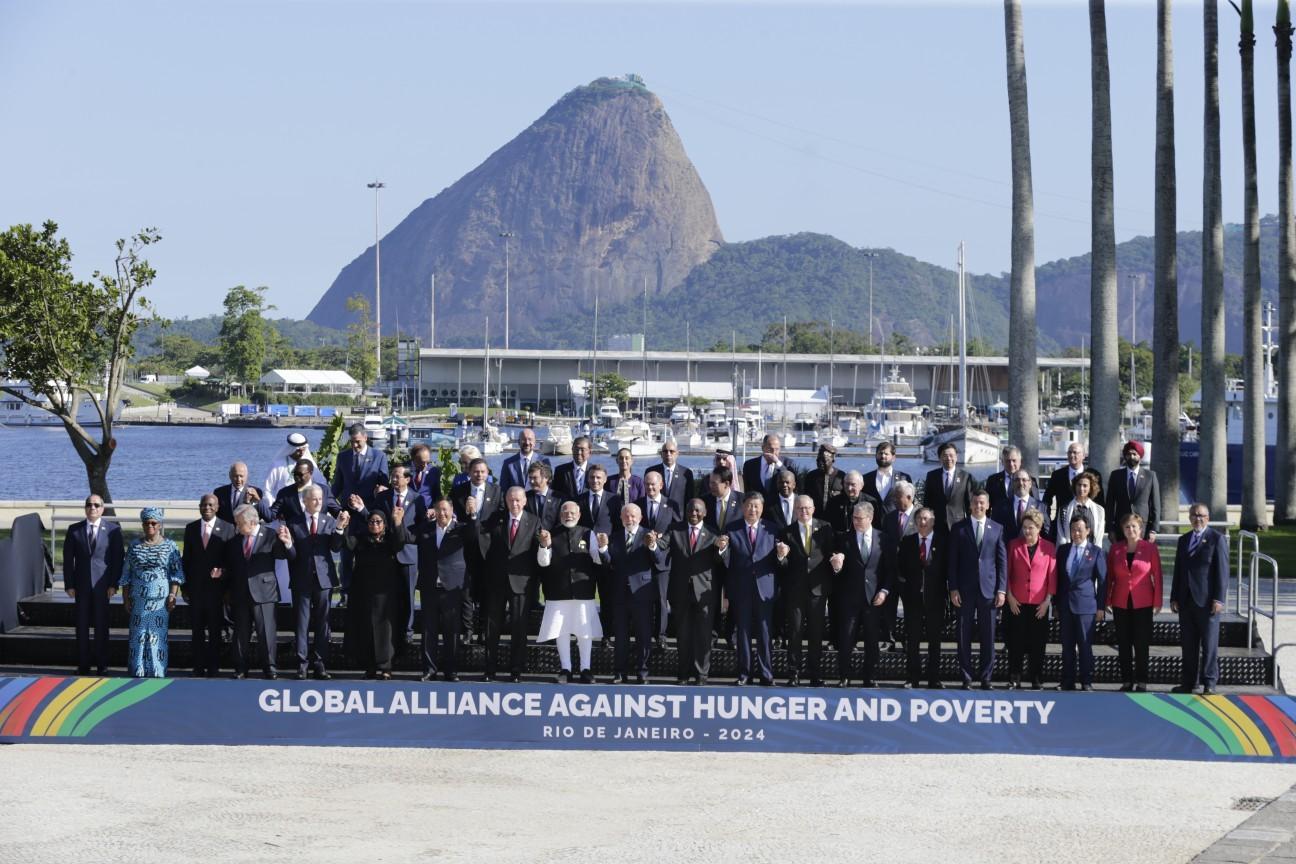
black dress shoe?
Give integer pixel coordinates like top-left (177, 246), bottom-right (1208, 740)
top-left (902, 681), bottom-right (915, 689)
top-left (377, 671), bottom-right (392, 681)
top-left (483, 673), bottom-right (496, 682)
top-left (697, 676), bottom-right (708, 686)
top-left (634, 674), bottom-right (646, 685)
top-left (295, 671), bottom-right (308, 681)
top-left (1030, 681), bottom-right (1043, 691)
top-left (1134, 683), bottom-right (1147, 692)
top-left (1202, 686), bottom-right (1217, 695)
top-left (445, 673), bottom-right (460, 682)
top-left (1008, 678), bottom-right (1021, 690)
top-left (1170, 685), bottom-right (1194, 694)
top-left (613, 673), bottom-right (628, 684)
top-left (76, 666), bottom-right (91, 676)
top-left (509, 673), bottom-right (522, 683)
top-left (786, 674), bottom-right (800, 687)
top-left (961, 682), bottom-right (972, 690)
top-left (979, 682), bottom-right (993, 691)
top-left (265, 670), bottom-right (278, 681)
top-left (1081, 683), bottom-right (1094, 691)
top-left (837, 678), bottom-right (849, 688)
top-left (313, 669), bottom-right (331, 681)
top-left (557, 670), bottom-right (571, 684)
top-left (759, 677), bottom-right (774, 687)
top-left (1119, 682), bottom-right (1134, 692)
top-left (234, 672), bottom-right (247, 680)
top-left (1058, 683), bottom-right (1076, 691)
top-left (580, 670), bottom-right (595, 684)
top-left (675, 677), bottom-right (690, 686)
top-left (861, 679), bottom-right (877, 688)
top-left (734, 676), bottom-right (749, 687)
top-left (420, 673), bottom-right (435, 682)
top-left (927, 680), bottom-right (943, 689)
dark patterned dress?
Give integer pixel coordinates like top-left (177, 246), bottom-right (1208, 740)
top-left (119, 539), bottom-right (184, 678)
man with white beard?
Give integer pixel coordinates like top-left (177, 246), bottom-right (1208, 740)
top-left (536, 502), bottom-right (603, 683)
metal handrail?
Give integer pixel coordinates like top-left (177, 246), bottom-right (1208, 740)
top-left (1237, 530), bottom-right (1261, 617)
top-left (1250, 552), bottom-right (1283, 684)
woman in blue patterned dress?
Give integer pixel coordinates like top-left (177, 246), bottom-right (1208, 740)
top-left (119, 507), bottom-right (184, 678)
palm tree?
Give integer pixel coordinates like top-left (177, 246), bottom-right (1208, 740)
top-left (1153, 0), bottom-right (1182, 527)
top-left (1004, 0), bottom-right (1039, 476)
top-left (1236, 0), bottom-right (1267, 529)
top-left (1275, 0), bottom-right (1296, 523)
top-left (1201, 0), bottom-right (1227, 520)
top-left (1089, 0), bottom-right (1120, 481)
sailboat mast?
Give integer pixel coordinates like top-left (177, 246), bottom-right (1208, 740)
top-left (483, 316), bottom-right (490, 425)
top-left (958, 241), bottom-right (969, 421)
top-left (782, 316), bottom-right (788, 437)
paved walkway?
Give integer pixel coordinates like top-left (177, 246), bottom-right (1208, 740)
top-left (1194, 784), bottom-right (1296, 863)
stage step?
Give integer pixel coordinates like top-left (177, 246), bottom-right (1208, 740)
top-left (14, 592), bottom-right (1259, 649)
top-left (0, 625), bottom-right (1272, 686)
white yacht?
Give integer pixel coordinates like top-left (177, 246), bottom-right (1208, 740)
top-left (540, 424), bottom-right (573, 456)
top-left (597, 398), bottom-right (622, 426)
top-left (865, 366), bottom-right (929, 442)
top-left (603, 419), bottom-right (658, 456)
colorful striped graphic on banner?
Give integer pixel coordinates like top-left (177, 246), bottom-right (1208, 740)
top-left (1126, 693), bottom-right (1296, 758)
top-left (0, 677), bottom-right (172, 738)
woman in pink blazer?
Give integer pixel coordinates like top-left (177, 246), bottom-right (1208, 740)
top-left (1005, 509), bottom-right (1056, 690)
top-left (1106, 512), bottom-right (1163, 691)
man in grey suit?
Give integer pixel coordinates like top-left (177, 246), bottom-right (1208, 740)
top-left (224, 504), bottom-right (295, 679)
top-left (287, 487), bottom-right (342, 680)
top-left (63, 494), bottom-right (124, 675)
top-left (947, 490), bottom-right (1007, 690)
top-left (1105, 439), bottom-right (1160, 543)
top-left (1172, 504), bottom-right (1230, 694)
top-left (830, 501), bottom-right (886, 687)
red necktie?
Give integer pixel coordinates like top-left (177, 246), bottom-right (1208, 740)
top-left (1017, 499), bottom-right (1025, 524)
top-left (201, 523), bottom-right (210, 548)
top-left (243, 535), bottom-right (253, 558)
top-left (689, 527), bottom-right (698, 551)
top-left (920, 538), bottom-right (928, 564)
top-left (899, 512), bottom-right (908, 534)
top-left (310, 516), bottom-right (317, 536)
top-left (748, 525), bottom-right (756, 546)
top-left (510, 519), bottom-right (519, 544)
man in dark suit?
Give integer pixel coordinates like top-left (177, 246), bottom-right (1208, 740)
top-left (181, 494), bottom-right (235, 677)
top-left (552, 435), bottom-right (593, 502)
top-left (895, 508), bottom-right (947, 688)
top-left (826, 470), bottom-right (871, 534)
top-left (62, 494), bottom-right (124, 674)
top-left (600, 502), bottom-right (659, 683)
top-left (947, 490), bottom-right (1007, 689)
top-left (923, 441), bottom-right (975, 536)
top-left (702, 466), bottom-right (742, 534)
top-left (776, 495), bottom-right (835, 686)
top-left (742, 433), bottom-right (798, 497)
top-left (985, 445), bottom-right (1031, 510)
top-left (472, 486), bottom-right (539, 681)
top-left (213, 461), bottom-right (270, 525)
top-left (764, 469), bottom-right (799, 534)
top-left (223, 504), bottom-right (295, 679)
top-left (992, 470), bottom-right (1044, 543)
top-left (637, 469), bottom-right (677, 644)
top-left (653, 498), bottom-right (723, 684)
top-left (803, 444), bottom-right (845, 516)
top-left (648, 441), bottom-right (694, 516)
top-left (499, 427), bottom-right (550, 493)
top-left (286, 486), bottom-right (342, 679)
top-left (878, 479), bottom-right (919, 650)
top-left (407, 443), bottom-right (443, 510)
top-left (269, 459), bottom-right (338, 522)
top-left (525, 461), bottom-right (562, 531)
top-left (717, 492), bottom-right (779, 685)
top-left (330, 424), bottom-right (389, 599)
top-left (415, 499), bottom-right (471, 681)
top-left (1172, 504), bottom-right (1229, 694)
top-left (862, 441), bottom-right (912, 517)
top-left (451, 457), bottom-right (499, 640)
top-left (830, 500), bottom-right (886, 687)
top-left (1042, 441), bottom-right (1102, 536)
top-left (1105, 439), bottom-right (1160, 542)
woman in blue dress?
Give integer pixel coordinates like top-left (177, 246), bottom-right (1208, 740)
top-left (119, 507), bottom-right (185, 678)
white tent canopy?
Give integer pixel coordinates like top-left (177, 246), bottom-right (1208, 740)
top-left (184, 365), bottom-right (210, 379)
top-left (259, 369), bottom-right (359, 395)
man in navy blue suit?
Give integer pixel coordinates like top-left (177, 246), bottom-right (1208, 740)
top-left (830, 500), bottom-right (887, 687)
top-left (947, 490), bottom-right (1007, 689)
top-left (601, 502), bottom-right (658, 683)
top-left (499, 427), bottom-right (550, 493)
top-left (718, 491), bottom-right (779, 685)
top-left (330, 424), bottom-right (389, 599)
top-left (63, 494), bottom-right (124, 674)
top-left (1172, 503), bottom-right (1229, 694)
top-left (415, 499), bottom-right (471, 681)
top-left (742, 434), bottom-right (798, 497)
top-left (992, 470), bottom-right (1044, 543)
top-left (213, 461), bottom-right (271, 525)
top-left (648, 441), bottom-right (694, 515)
top-left (286, 487), bottom-right (342, 680)
top-left (407, 443), bottom-right (443, 510)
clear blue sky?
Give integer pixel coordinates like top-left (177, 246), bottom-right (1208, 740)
top-left (0, 0), bottom-right (1283, 321)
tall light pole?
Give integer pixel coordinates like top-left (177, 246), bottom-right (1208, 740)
top-left (367, 181), bottom-right (385, 388)
top-left (499, 231), bottom-right (515, 350)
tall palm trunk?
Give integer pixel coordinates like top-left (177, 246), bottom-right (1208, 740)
top-left (1239, 0), bottom-right (1268, 529)
top-left (1275, 0), bottom-right (1296, 522)
top-left (1153, 0), bottom-right (1182, 524)
top-left (1004, 0), bottom-right (1039, 476)
top-left (1201, 0), bottom-right (1227, 520)
top-left (1089, 0), bottom-right (1120, 480)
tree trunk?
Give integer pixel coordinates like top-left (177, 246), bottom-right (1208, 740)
top-left (1089, 0), bottom-right (1120, 481)
top-left (1240, 3), bottom-right (1268, 529)
top-left (1201, 0), bottom-right (1227, 520)
top-left (1153, 0), bottom-right (1182, 525)
top-left (1275, 1), bottom-right (1296, 522)
top-left (60, 416), bottom-right (116, 512)
top-left (1004, 0), bottom-right (1039, 476)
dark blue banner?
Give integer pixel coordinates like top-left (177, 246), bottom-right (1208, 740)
top-left (1, 676), bottom-right (1293, 761)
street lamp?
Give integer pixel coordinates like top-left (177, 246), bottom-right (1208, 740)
top-left (367, 181), bottom-right (385, 392)
top-left (864, 250), bottom-right (879, 352)
top-left (499, 231), bottom-right (515, 350)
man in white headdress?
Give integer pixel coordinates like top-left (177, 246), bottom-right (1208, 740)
top-left (264, 432), bottom-right (317, 499)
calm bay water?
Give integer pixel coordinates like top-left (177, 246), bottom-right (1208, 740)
top-left (0, 424), bottom-right (1003, 502)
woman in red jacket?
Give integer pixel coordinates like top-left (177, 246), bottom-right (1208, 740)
top-left (1005, 509), bottom-right (1056, 690)
top-left (1106, 512), bottom-right (1163, 691)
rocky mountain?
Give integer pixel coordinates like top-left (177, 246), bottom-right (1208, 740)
top-left (307, 76), bottom-right (724, 344)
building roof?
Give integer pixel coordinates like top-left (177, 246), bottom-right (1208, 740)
top-left (259, 369), bottom-right (358, 386)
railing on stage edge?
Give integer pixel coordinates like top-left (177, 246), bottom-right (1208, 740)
top-left (1236, 530), bottom-right (1261, 618)
top-left (1249, 552), bottom-right (1283, 686)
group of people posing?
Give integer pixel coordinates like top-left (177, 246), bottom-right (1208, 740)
top-left (61, 427), bottom-right (1229, 694)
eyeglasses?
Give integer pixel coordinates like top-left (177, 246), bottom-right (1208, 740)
top-left (142, 520), bottom-right (160, 526)
top-left (1190, 512), bottom-right (1209, 520)
top-left (85, 502), bottom-right (103, 508)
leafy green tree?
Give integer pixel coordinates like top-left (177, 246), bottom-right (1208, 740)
top-left (346, 294), bottom-right (376, 392)
top-left (0, 221), bottom-right (161, 504)
top-left (219, 285), bottom-right (272, 395)
top-left (581, 371), bottom-right (632, 407)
